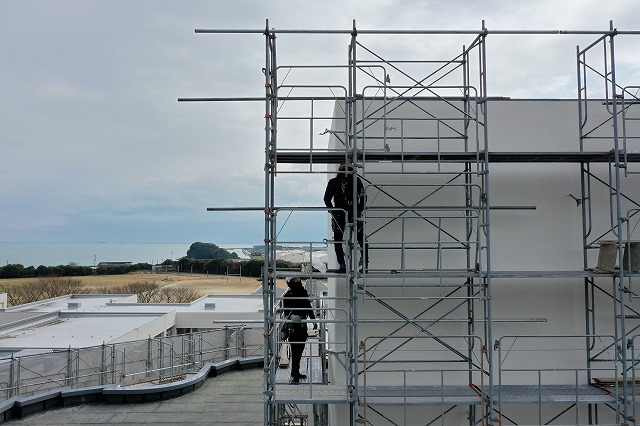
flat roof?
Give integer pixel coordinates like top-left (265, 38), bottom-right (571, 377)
top-left (0, 314), bottom-right (162, 349)
top-left (5, 294), bottom-right (133, 314)
top-left (0, 311), bottom-right (49, 326)
top-left (0, 293), bottom-right (272, 351)
top-left (4, 293), bottom-right (267, 315)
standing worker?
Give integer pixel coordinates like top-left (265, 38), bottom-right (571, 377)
top-left (323, 164), bottom-right (368, 272)
top-left (282, 277), bottom-right (317, 384)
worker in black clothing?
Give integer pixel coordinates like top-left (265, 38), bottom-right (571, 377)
top-left (323, 164), bottom-right (368, 272)
top-left (282, 277), bottom-right (317, 384)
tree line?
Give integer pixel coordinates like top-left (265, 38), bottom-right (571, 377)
top-left (0, 258), bottom-right (296, 279)
top-left (0, 262), bottom-right (152, 279)
top-left (176, 258), bottom-right (294, 276)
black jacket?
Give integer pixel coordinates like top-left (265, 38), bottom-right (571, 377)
top-left (282, 282), bottom-right (316, 320)
top-left (282, 282), bottom-right (316, 342)
top-left (323, 173), bottom-right (365, 220)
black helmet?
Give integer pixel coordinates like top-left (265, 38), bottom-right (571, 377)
top-left (287, 277), bottom-right (302, 287)
top-left (338, 164), bottom-right (354, 173)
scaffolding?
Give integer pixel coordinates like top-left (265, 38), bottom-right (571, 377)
top-left (181, 20), bottom-right (640, 425)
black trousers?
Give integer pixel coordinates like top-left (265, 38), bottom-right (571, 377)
top-left (331, 212), bottom-right (368, 266)
top-left (290, 341), bottom-right (306, 377)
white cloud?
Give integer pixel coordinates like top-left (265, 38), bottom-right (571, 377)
top-left (1, 0), bottom-right (639, 243)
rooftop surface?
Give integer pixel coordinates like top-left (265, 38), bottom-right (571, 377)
top-left (0, 293), bottom-right (269, 351)
top-left (0, 314), bottom-right (162, 349)
top-left (4, 294), bottom-right (267, 315)
top-left (7, 368), bottom-right (264, 425)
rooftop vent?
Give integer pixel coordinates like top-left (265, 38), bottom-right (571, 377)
top-left (67, 302), bottom-right (81, 310)
top-left (204, 303), bottom-right (216, 310)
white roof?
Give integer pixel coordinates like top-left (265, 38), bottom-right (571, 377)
top-left (4, 294), bottom-right (265, 315)
top-left (0, 314), bottom-right (162, 349)
top-left (0, 293), bottom-right (268, 351)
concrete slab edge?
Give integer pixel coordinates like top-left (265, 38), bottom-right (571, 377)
top-left (0, 356), bottom-right (263, 423)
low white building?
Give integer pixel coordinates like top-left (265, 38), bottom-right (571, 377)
top-left (0, 292), bottom-right (268, 356)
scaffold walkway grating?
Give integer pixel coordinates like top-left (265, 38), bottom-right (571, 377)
top-left (274, 384), bottom-right (351, 404)
top-left (274, 383), bottom-right (617, 406)
top-left (274, 338), bottom-right (351, 404)
top-left (491, 384), bottom-right (616, 404)
top-left (361, 385), bottom-right (484, 406)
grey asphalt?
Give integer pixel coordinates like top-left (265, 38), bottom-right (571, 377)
top-left (9, 369), bottom-right (264, 425)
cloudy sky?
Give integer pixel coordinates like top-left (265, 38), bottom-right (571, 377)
top-left (1, 0), bottom-right (639, 245)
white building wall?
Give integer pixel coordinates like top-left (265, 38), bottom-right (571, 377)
top-left (110, 311), bottom-right (177, 343)
top-left (325, 99), bottom-right (637, 425)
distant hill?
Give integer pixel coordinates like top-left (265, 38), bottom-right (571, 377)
top-left (186, 242), bottom-right (239, 260)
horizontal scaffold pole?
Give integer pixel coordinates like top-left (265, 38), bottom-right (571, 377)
top-left (178, 97), bottom-right (264, 102)
top-left (206, 206), bottom-right (332, 212)
top-left (194, 27), bottom-right (640, 36)
top-left (178, 96), bottom-right (475, 102)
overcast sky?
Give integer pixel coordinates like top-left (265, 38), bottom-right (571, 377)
top-left (1, 1), bottom-right (639, 245)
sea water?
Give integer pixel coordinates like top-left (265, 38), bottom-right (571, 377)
top-left (0, 242), bottom-right (253, 267)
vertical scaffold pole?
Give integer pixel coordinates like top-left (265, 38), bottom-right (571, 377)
top-left (263, 18), bottom-right (274, 426)
top-left (576, 33), bottom-right (600, 426)
top-left (478, 20), bottom-right (496, 426)
top-left (348, 19), bottom-right (360, 425)
top-left (461, 42), bottom-right (477, 426)
top-left (607, 20), bottom-right (629, 424)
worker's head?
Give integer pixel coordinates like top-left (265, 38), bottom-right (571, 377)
top-left (338, 164), bottom-right (354, 176)
top-left (287, 277), bottom-right (302, 288)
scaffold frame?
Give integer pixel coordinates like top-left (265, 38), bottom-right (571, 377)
top-left (181, 19), bottom-right (640, 426)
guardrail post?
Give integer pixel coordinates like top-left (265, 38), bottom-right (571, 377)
top-left (159, 336), bottom-right (164, 382)
top-left (180, 335), bottom-right (185, 371)
top-left (8, 354), bottom-right (15, 398)
top-left (147, 336), bottom-right (152, 378)
top-left (15, 356), bottom-right (20, 397)
top-left (240, 326), bottom-right (246, 358)
top-left (170, 341), bottom-right (174, 377)
top-left (100, 342), bottom-right (106, 386)
top-left (122, 347), bottom-right (126, 387)
top-left (111, 344), bottom-right (116, 384)
top-left (189, 329), bottom-right (195, 368)
top-left (67, 346), bottom-right (73, 388)
top-left (198, 332), bottom-right (203, 367)
top-left (224, 326), bottom-right (231, 360)
top-left (75, 348), bottom-right (80, 388)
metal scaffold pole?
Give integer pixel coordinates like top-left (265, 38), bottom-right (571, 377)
top-left (476, 21), bottom-right (496, 426)
top-left (347, 19), bottom-right (360, 425)
top-left (606, 21), bottom-right (630, 424)
top-left (263, 19), bottom-right (276, 426)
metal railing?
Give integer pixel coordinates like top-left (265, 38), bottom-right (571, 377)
top-left (0, 326), bottom-right (262, 402)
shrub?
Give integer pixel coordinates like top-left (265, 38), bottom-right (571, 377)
top-left (38, 276), bottom-right (87, 299)
top-left (0, 276), bottom-right (87, 306)
top-left (125, 281), bottom-right (160, 303)
top-left (154, 285), bottom-right (201, 303)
